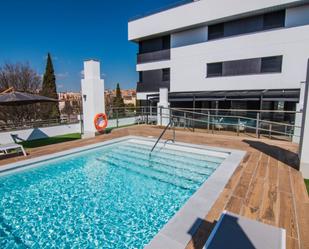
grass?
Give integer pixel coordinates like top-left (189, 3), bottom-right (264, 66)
top-left (19, 133), bottom-right (81, 149)
top-left (305, 179), bottom-right (309, 195)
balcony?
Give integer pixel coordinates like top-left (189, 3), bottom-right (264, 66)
top-left (136, 81), bottom-right (170, 93)
top-left (137, 49), bottom-right (170, 64)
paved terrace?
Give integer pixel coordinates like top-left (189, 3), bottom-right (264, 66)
top-left (1, 125), bottom-right (308, 249)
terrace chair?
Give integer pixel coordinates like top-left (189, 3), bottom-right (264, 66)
top-left (204, 211), bottom-right (285, 249)
top-left (0, 143), bottom-right (27, 157)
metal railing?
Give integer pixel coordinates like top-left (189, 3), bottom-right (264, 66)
top-left (106, 106), bottom-right (300, 141)
top-left (0, 106), bottom-right (301, 142)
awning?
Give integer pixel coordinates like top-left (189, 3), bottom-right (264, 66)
top-left (147, 89), bottom-right (300, 102)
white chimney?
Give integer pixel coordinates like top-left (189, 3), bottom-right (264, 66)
top-left (81, 60), bottom-right (105, 138)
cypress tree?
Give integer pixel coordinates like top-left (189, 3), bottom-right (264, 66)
top-left (113, 83), bottom-right (125, 116)
top-left (40, 53), bottom-right (60, 120)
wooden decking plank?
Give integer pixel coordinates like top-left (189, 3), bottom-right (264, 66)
top-left (256, 153), bottom-right (269, 179)
top-left (279, 191), bottom-right (298, 239)
top-left (260, 183), bottom-right (279, 226)
top-left (278, 164), bottom-right (292, 194)
top-left (232, 171), bottom-right (253, 199)
top-left (290, 170), bottom-right (309, 202)
top-left (294, 202), bottom-right (309, 249)
top-left (268, 157), bottom-right (279, 187)
top-left (241, 177), bottom-right (265, 220)
top-left (287, 236), bottom-right (300, 249)
top-left (225, 196), bottom-right (243, 214)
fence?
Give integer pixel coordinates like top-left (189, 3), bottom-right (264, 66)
top-left (106, 106), bottom-right (301, 141)
top-left (0, 106), bottom-right (301, 142)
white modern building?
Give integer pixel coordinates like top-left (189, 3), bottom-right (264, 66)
top-left (128, 0), bottom-right (309, 124)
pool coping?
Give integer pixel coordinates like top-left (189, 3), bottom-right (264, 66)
top-left (0, 135), bottom-right (246, 249)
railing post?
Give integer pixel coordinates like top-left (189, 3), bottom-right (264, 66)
top-left (207, 111), bottom-right (210, 132)
top-left (256, 113), bottom-right (260, 138)
top-left (237, 118), bottom-right (240, 136)
top-left (160, 106), bottom-right (162, 126)
top-left (184, 112), bottom-right (187, 128)
top-left (269, 124), bottom-right (272, 139)
top-left (116, 109), bottom-right (119, 128)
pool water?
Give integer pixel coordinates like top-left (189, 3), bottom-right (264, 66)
top-left (0, 139), bottom-right (225, 248)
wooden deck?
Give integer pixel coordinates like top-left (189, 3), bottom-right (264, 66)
top-left (1, 125), bottom-right (308, 249)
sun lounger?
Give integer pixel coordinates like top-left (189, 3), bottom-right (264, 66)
top-left (0, 143), bottom-right (27, 157)
top-left (204, 211), bottom-right (285, 249)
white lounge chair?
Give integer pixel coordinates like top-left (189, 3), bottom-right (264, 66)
top-left (0, 143), bottom-right (27, 157)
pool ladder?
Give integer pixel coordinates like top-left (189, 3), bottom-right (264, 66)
top-left (150, 119), bottom-right (175, 154)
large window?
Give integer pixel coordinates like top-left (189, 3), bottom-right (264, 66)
top-left (207, 63), bottom-right (222, 77)
top-left (139, 35), bottom-right (170, 54)
top-left (208, 10), bottom-right (285, 40)
top-left (261, 56), bottom-right (283, 73)
top-left (207, 56), bottom-right (282, 77)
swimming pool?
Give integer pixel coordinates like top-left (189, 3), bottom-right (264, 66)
top-left (0, 136), bottom-right (244, 248)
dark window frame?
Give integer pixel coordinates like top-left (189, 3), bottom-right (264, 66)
top-left (162, 68), bottom-right (170, 81)
top-left (207, 63), bottom-right (223, 77)
top-left (208, 10), bottom-right (285, 41)
top-left (206, 55), bottom-right (282, 78)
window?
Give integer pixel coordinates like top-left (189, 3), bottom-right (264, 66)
top-left (208, 10), bottom-right (286, 40)
top-left (261, 56), bottom-right (282, 73)
top-left (207, 55), bottom-right (282, 77)
top-left (139, 35), bottom-right (171, 54)
top-left (208, 23), bottom-right (224, 40)
top-left (139, 72), bottom-right (143, 82)
top-left (162, 68), bottom-right (170, 81)
top-left (263, 10), bottom-right (285, 30)
top-left (207, 63), bottom-right (222, 77)
top-left (223, 58), bottom-right (261, 76)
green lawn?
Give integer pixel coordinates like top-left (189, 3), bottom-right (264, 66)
top-left (19, 133), bottom-right (81, 149)
top-left (305, 179), bottom-right (309, 195)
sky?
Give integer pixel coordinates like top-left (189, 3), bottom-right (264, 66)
top-left (0, 0), bottom-right (178, 92)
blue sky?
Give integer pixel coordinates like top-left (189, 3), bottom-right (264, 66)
top-left (0, 0), bottom-right (178, 92)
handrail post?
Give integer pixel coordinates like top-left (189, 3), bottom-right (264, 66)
top-left (160, 106), bottom-right (162, 126)
top-left (207, 111), bottom-right (210, 132)
top-left (116, 109), bottom-right (119, 128)
top-left (237, 118), bottom-right (240, 136)
top-left (269, 124), bottom-right (272, 139)
top-left (256, 113), bottom-right (260, 138)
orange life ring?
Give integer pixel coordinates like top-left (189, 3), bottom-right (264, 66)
top-left (94, 113), bottom-right (108, 132)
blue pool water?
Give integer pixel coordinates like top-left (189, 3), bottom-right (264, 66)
top-left (0, 139), bottom-right (225, 248)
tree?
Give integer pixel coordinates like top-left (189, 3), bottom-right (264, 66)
top-left (0, 62), bottom-right (41, 126)
top-left (40, 53), bottom-right (60, 120)
top-left (113, 83), bottom-right (125, 117)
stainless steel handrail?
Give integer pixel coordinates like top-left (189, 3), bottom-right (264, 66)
top-left (150, 119), bottom-right (175, 154)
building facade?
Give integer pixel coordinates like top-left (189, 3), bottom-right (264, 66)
top-left (128, 0), bottom-right (309, 123)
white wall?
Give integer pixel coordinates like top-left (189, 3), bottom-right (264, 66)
top-left (0, 123), bottom-right (81, 144)
top-left (170, 25), bottom-right (309, 92)
top-left (128, 0), bottom-right (302, 40)
top-left (136, 60), bottom-right (171, 72)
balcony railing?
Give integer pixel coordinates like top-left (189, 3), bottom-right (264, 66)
top-left (136, 81), bottom-right (170, 93)
top-left (137, 49), bottom-right (170, 64)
